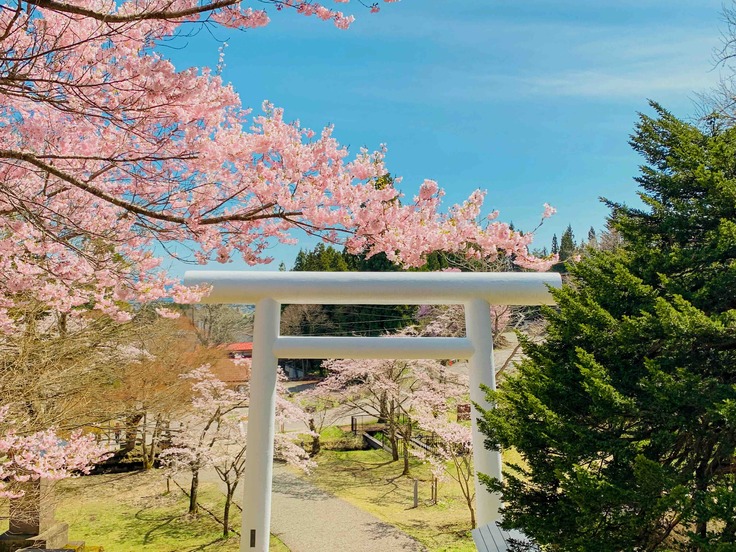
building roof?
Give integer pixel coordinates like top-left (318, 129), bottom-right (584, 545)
top-left (226, 342), bottom-right (253, 353)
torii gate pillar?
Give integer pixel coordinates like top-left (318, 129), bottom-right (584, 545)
top-left (184, 271), bottom-right (561, 552)
top-left (466, 298), bottom-right (502, 520)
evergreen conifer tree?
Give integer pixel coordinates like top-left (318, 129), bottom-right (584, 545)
top-left (480, 103), bottom-right (736, 550)
top-left (558, 224), bottom-right (576, 261)
top-left (290, 243), bottom-right (414, 338)
top-left (292, 243), bottom-right (349, 272)
top-left (587, 226), bottom-right (597, 247)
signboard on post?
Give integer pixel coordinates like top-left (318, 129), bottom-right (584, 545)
top-left (457, 403), bottom-right (471, 421)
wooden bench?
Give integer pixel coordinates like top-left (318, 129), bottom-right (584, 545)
top-left (471, 521), bottom-right (539, 552)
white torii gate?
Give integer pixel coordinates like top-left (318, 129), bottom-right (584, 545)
top-left (183, 271), bottom-right (561, 552)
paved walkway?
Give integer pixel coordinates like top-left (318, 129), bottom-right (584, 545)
top-left (270, 464), bottom-right (427, 552)
top-left (191, 463), bottom-right (426, 551)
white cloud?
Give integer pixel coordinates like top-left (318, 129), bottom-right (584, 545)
top-left (496, 66), bottom-right (720, 100)
top-left (356, 27), bottom-right (723, 103)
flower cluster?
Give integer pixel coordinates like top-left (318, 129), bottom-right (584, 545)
top-left (0, 408), bottom-right (110, 499)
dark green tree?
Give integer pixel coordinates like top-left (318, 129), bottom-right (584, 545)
top-left (293, 243), bottom-right (349, 272)
top-left (587, 226), bottom-right (597, 247)
top-left (479, 104), bottom-right (736, 551)
top-left (558, 224), bottom-right (576, 261)
top-left (551, 234), bottom-right (559, 255)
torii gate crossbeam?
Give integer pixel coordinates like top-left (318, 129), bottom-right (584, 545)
top-left (183, 271), bottom-right (561, 552)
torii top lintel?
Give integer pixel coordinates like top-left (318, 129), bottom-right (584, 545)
top-left (183, 271), bottom-right (562, 306)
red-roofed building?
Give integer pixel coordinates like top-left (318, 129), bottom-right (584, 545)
top-left (226, 342), bottom-right (253, 359)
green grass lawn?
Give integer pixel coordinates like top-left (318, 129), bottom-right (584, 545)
top-left (308, 445), bottom-right (477, 552)
top-left (44, 471), bottom-right (288, 552)
top-left (310, 429), bottom-right (528, 552)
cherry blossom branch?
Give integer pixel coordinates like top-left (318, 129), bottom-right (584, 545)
top-left (0, 150), bottom-right (299, 226)
top-left (25, 0), bottom-right (243, 23)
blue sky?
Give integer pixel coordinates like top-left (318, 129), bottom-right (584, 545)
top-left (166, 0), bottom-right (726, 272)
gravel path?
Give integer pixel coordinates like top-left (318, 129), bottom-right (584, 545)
top-left (270, 464), bottom-right (427, 552)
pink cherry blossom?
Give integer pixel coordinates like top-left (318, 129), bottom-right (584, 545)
top-left (0, 0), bottom-right (554, 332)
top-left (160, 364), bottom-right (311, 531)
top-left (0, 407), bottom-right (110, 499)
top-left (162, 364), bottom-right (312, 477)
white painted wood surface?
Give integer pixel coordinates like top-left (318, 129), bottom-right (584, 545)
top-left (184, 270), bottom-right (560, 305)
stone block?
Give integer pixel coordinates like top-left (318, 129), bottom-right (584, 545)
top-left (8, 479), bottom-right (55, 535)
top-left (28, 522), bottom-right (69, 549)
top-left (0, 522), bottom-right (69, 552)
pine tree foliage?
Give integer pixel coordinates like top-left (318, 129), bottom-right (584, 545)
top-left (290, 243), bottom-right (415, 338)
top-left (558, 224), bottom-right (576, 261)
top-left (587, 226), bottom-right (597, 248)
top-left (479, 103), bottom-right (736, 551)
top-left (293, 243), bottom-right (349, 272)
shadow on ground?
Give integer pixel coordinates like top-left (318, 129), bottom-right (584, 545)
top-left (273, 471), bottom-right (331, 501)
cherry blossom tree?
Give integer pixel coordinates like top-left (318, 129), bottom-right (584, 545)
top-left (101, 312), bottom-right (215, 468)
top-left (208, 420), bottom-right (248, 537)
top-left (1, 0), bottom-right (555, 491)
top-left (319, 357), bottom-right (409, 471)
top-left (0, 301), bottom-right (136, 509)
top-left (161, 364), bottom-right (311, 534)
top-left (0, 406), bottom-right (110, 500)
top-left (318, 337), bottom-right (466, 476)
top-left (292, 385), bottom-right (343, 456)
top-left (161, 365), bottom-right (250, 516)
top-left (315, 313), bottom-right (479, 524)
top-left (412, 394), bottom-right (476, 527)
top-left (417, 302), bottom-right (548, 378)
top-left (0, 300), bottom-right (135, 437)
top-left (0, 0), bottom-right (556, 332)
top-left (419, 303), bottom-right (512, 343)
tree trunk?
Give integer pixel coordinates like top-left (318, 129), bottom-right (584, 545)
top-left (401, 421), bottom-right (412, 476)
top-left (694, 442), bottom-right (714, 545)
top-left (387, 424), bottom-right (399, 461)
top-left (142, 414), bottom-right (163, 470)
top-left (460, 474), bottom-right (475, 528)
top-left (141, 442), bottom-right (151, 469)
top-left (123, 413), bottom-right (143, 454)
top-left (140, 413), bottom-right (150, 469)
top-left (390, 440), bottom-right (399, 461)
top-left (189, 469), bottom-right (199, 515)
top-left (378, 393), bottom-right (388, 424)
top-left (309, 418), bottom-right (320, 456)
top-left (402, 435), bottom-right (411, 476)
top-left (223, 485), bottom-right (235, 537)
